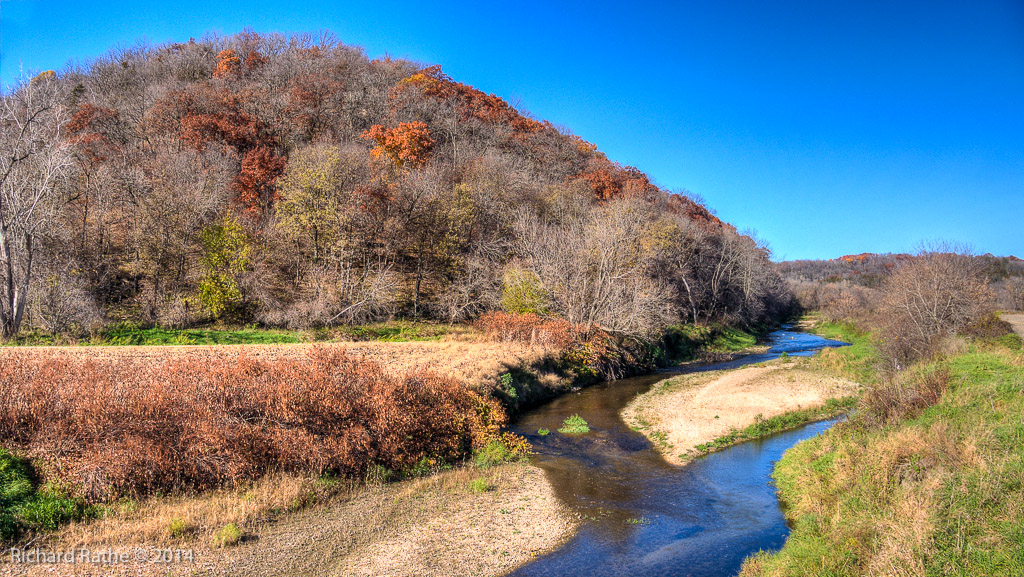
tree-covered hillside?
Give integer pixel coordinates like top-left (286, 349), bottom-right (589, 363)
top-left (0, 30), bottom-right (792, 339)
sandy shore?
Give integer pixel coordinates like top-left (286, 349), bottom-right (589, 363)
top-left (622, 360), bottom-right (860, 464)
top-left (5, 464), bottom-right (574, 577)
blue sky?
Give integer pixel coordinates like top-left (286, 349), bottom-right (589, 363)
top-left (1, 0), bottom-right (1022, 260)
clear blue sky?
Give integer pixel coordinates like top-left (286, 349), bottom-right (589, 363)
top-left (2, 0), bottom-right (1022, 260)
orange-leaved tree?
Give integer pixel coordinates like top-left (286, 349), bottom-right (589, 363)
top-left (361, 122), bottom-right (435, 169)
top-left (213, 49), bottom-right (242, 79)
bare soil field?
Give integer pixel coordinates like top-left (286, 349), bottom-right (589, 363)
top-left (622, 360), bottom-right (860, 464)
top-left (3, 464), bottom-right (574, 577)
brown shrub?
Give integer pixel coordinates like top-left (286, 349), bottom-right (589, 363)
top-left (0, 347), bottom-right (505, 500)
top-left (473, 311), bottom-right (575, 349)
top-left (474, 311), bottom-right (620, 378)
top-left (860, 367), bottom-right (949, 427)
top-left (960, 312), bottom-right (1014, 339)
top-left (879, 247), bottom-right (994, 368)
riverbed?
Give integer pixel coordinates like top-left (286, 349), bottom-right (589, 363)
top-left (507, 328), bottom-right (848, 577)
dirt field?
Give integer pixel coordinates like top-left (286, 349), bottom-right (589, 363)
top-left (622, 360), bottom-right (860, 464)
top-left (3, 340), bottom-right (547, 387)
top-left (1003, 313), bottom-right (1024, 338)
top-left (3, 464), bottom-right (575, 577)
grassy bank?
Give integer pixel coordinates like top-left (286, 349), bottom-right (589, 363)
top-left (742, 334), bottom-right (1024, 576)
top-left (657, 323), bottom-right (763, 364)
top-left (2, 320), bottom-right (470, 346)
top-left (691, 395), bottom-right (857, 458)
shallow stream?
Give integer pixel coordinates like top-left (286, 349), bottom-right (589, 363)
top-left (507, 327), bottom-right (848, 577)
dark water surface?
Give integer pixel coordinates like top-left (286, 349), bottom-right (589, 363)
top-left (507, 327), bottom-right (848, 577)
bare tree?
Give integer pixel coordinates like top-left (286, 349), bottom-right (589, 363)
top-left (0, 75), bottom-right (74, 338)
top-left (880, 243), bottom-right (994, 365)
top-left (514, 198), bottom-right (677, 338)
top-left (1002, 276), bottom-right (1024, 311)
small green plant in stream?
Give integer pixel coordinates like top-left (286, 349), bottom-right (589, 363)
top-left (537, 428), bottom-right (550, 436)
top-left (558, 414), bottom-right (590, 434)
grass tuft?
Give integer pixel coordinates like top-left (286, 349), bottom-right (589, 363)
top-left (212, 522), bottom-right (243, 547)
top-left (557, 414), bottom-right (590, 435)
top-left (166, 518), bottom-right (191, 539)
top-left (467, 478), bottom-right (494, 493)
top-left (0, 448), bottom-right (90, 543)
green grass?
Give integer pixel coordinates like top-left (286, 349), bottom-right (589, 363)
top-left (101, 326), bottom-right (303, 346)
top-left (807, 318), bottom-right (880, 385)
top-left (0, 448), bottom-right (92, 543)
top-left (557, 414), bottom-right (591, 435)
top-left (3, 320), bottom-right (470, 346)
top-left (327, 320), bottom-right (472, 342)
top-left (710, 325), bottom-right (758, 352)
top-left (689, 396), bottom-right (857, 460)
top-left (741, 342), bottom-right (1024, 577)
top-left (467, 477), bottom-right (494, 493)
top-left (473, 439), bottom-right (526, 468)
top-left (166, 518), bottom-right (191, 538)
top-left (212, 522), bottom-right (243, 547)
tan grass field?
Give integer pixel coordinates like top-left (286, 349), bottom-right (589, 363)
top-left (4, 340), bottom-right (548, 388)
top-left (3, 464), bottom-right (574, 577)
top-left (622, 360), bottom-right (860, 464)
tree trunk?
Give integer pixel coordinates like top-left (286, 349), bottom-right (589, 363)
top-left (11, 232), bottom-right (32, 334)
top-left (0, 226), bottom-right (14, 338)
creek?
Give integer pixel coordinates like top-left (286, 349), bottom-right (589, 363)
top-left (507, 327), bottom-right (848, 577)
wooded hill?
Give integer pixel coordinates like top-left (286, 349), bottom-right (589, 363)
top-left (0, 30), bottom-right (792, 339)
top-left (780, 253), bottom-right (1024, 315)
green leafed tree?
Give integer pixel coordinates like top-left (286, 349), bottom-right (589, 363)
top-left (196, 215), bottom-right (251, 319)
top-left (501, 267), bottom-right (550, 315)
top-left (276, 143), bottom-right (365, 264)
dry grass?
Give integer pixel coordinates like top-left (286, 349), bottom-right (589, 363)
top-left (7, 463), bottom-right (575, 577)
top-left (6, 340), bottom-right (546, 389)
top-left (623, 359), bottom-right (860, 463)
top-left (50, 473), bottom-right (330, 548)
top-left (0, 346), bottom-right (523, 499)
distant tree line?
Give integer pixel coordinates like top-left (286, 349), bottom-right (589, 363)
top-left (781, 252), bottom-right (1024, 315)
top-left (783, 243), bottom-right (1022, 371)
top-left (0, 30), bottom-right (792, 340)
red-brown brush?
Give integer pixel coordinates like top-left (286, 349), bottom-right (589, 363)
top-left (0, 347), bottom-right (505, 501)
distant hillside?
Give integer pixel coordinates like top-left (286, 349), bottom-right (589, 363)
top-left (779, 253), bottom-right (1024, 288)
top-left (779, 252), bottom-right (1024, 315)
top-left (0, 30), bottom-right (791, 338)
